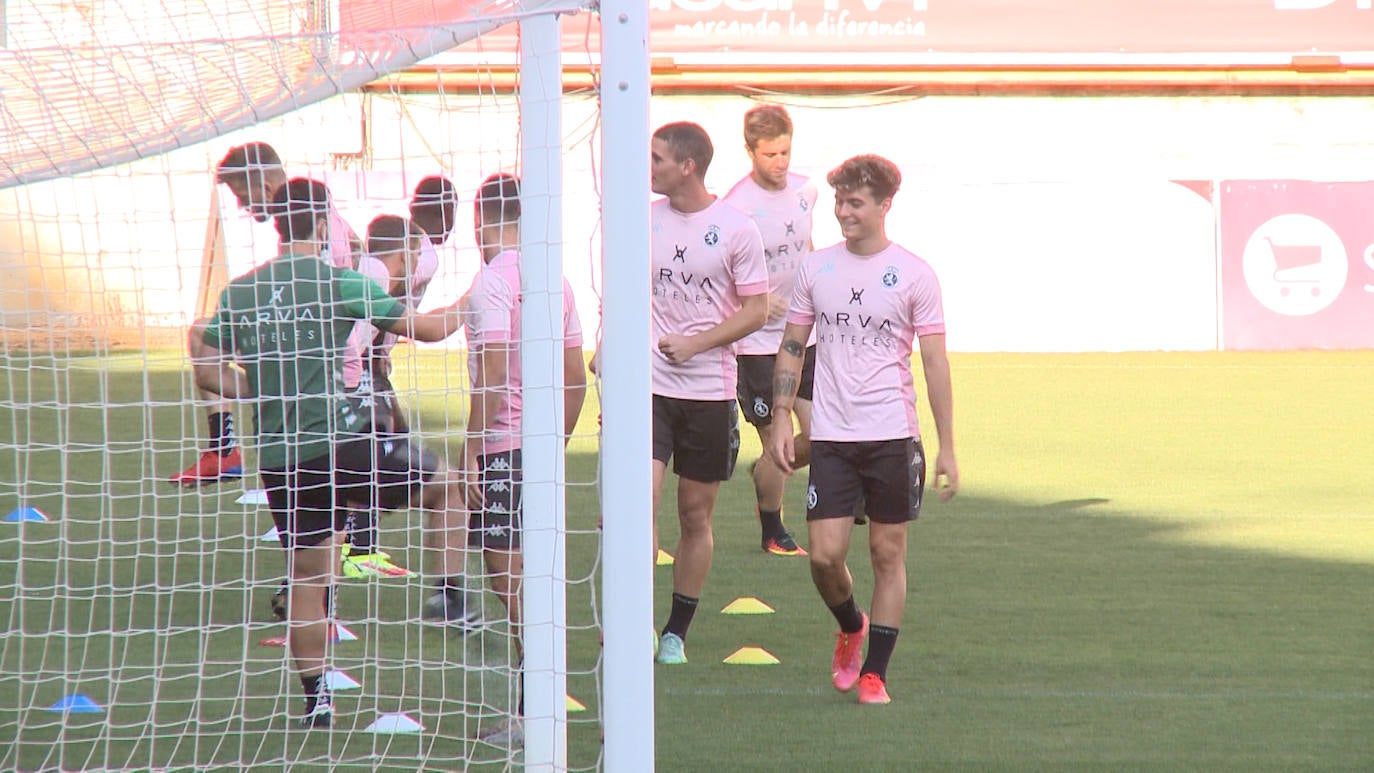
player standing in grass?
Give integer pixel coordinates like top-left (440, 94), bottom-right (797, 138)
top-left (723, 104), bottom-right (817, 557)
top-left (460, 173), bottom-right (588, 747)
top-left (194, 178), bottom-right (472, 727)
top-left (401, 174), bottom-right (486, 628)
top-left (649, 122), bottom-right (769, 665)
top-left (768, 155), bottom-right (959, 705)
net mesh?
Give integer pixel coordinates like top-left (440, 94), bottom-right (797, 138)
top-left (0, 0), bottom-right (604, 769)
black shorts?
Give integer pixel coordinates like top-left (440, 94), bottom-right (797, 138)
top-left (261, 430), bottom-right (439, 550)
top-left (470, 449), bottom-right (522, 551)
top-left (651, 395), bottom-right (740, 483)
top-left (346, 371), bottom-right (406, 435)
top-left (806, 438), bottom-right (925, 524)
top-left (736, 345), bottom-right (816, 428)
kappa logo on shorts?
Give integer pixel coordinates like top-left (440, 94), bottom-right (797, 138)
top-left (487, 501), bottom-right (512, 515)
top-left (487, 481), bottom-right (510, 494)
top-left (704, 225), bottom-right (720, 246)
top-left (807, 484), bottom-right (818, 509)
top-left (485, 457), bottom-right (512, 473)
top-left (752, 397), bottom-right (769, 418)
top-left (481, 523), bottom-right (510, 538)
top-left (881, 267), bottom-right (899, 288)
top-left (382, 440), bottom-right (395, 456)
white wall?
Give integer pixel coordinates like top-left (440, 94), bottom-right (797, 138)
top-left (2, 93), bottom-right (1373, 352)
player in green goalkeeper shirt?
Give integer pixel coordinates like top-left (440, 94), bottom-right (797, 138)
top-left (195, 178), bottom-right (472, 728)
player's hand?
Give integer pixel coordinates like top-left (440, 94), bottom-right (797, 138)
top-left (657, 334), bottom-right (700, 365)
top-left (931, 447), bottom-right (959, 502)
top-left (766, 415), bottom-right (796, 474)
top-left (459, 445), bottom-right (485, 510)
top-left (767, 292), bottom-right (789, 322)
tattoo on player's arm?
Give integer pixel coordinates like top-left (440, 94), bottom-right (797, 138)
top-left (781, 338), bottom-right (804, 357)
top-left (773, 370), bottom-right (799, 406)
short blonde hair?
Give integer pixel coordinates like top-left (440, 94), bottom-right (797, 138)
top-left (743, 104), bottom-right (792, 150)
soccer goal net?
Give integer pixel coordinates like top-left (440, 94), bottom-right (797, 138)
top-left (0, 0), bottom-right (647, 769)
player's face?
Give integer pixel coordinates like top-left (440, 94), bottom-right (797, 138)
top-left (226, 169), bottom-right (281, 223)
top-left (650, 138), bottom-right (691, 197)
top-left (833, 186), bottom-right (889, 243)
top-left (411, 201), bottom-right (456, 245)
top-left (747, 135), bottom-right (791, 191)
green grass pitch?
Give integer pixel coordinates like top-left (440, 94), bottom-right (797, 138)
top-left (1, 350), bottom-right (1371, 770)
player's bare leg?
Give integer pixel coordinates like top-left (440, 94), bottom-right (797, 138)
top-left (809, 515), bottom-right (868, 692)
top-left (755, 398), bottom-right (812, 555)
top-left (173, 319), bottom-right (243, 486)
top-left (286, 532), bottom-right (342, 726)
top-left (656, 476), bottom-right (720, 664)
top-left (858, 521), bottom-right (908, 704)
top-left (420, 467), bottom-right (483, 629)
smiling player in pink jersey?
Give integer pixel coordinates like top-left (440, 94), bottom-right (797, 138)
top-left (768, 154), bottom-right (959, 706)
top-left (650, 122), bottom-right (769, 666)
top-left (723, 104), bottom-right (818, 558)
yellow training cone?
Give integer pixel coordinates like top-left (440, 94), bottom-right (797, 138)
top-left (723, 646), bottom-right (780, 665)
top-left (656, 549), bottom-right (675, 566)
top-left (566, 694), bottom-right (586, 713)
top-left (721, 597), bottom-right (775, 615)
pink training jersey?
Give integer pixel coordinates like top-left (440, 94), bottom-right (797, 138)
top-left (373, 238), bottom-right (442, 359)
top-left (651, 197), bottom-right (769, 400)
top-left (316, 208), bottom-right (376, 389)
top-left (342, 254), bottom-right (393, 389)
top-left (787, 241), bottom-right (945, 442)
top-left (465, 249), bottom-right (584, 455)
top-left (724, 173), bottom-right (818, 355)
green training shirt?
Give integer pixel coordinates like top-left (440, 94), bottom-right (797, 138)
top-left (202, 252), bottom-right (405, 469)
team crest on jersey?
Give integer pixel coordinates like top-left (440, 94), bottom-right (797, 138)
top-left (881, 267), bottom-right (899, 288)
top-left (752, 397), bottom-right (769, 418)
top-left (797, 193), bottom-right (809, 212)
top-left (704, 225), bottom-right (720, 246)
top-left (806, 484), bottom-right (818, 510)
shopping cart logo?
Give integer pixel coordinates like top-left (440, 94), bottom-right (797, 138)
top-left (1241, 214), bottom-right (1348, 316)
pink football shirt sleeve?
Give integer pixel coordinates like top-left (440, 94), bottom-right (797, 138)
top-left (730, 219), bottom-right (769, 297)
top-left (471, 269), bottom-right (515, 345)
top-left (912, 265), bottom-right (946, 337)
top-left (562, 277), bottom-right (584, 349)
top-left (786, 253), bottom-right (817, 325)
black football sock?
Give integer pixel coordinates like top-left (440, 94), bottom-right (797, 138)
top-left (758, 507), bottom-right (784, 538)
top-left (208, 411), bottom-right (236, 456)
top-left (860, 624), bottom-right (900, 680)
top-left (827, 596), bottom-right (865, 634)
top-left (662, 593), bottom-right (699, 640)
top-left (301, 672), bottom-right (324, 712)
top-left (347, 511), bottom-right (377, 552)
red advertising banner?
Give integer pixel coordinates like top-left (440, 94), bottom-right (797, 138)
top-left (346, 1), bottom-right (1374, 62)
top-left (1218, 180), bottom-right (1374, 350)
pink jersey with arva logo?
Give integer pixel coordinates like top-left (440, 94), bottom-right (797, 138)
top-left (724, 173), bottom-right (818, 355)
top-left (651, 197), bottom-right (769, 400)
top-left (788, 241), bottom-right (945, 442)
top-left (465, 249), bottom-right (584, 454)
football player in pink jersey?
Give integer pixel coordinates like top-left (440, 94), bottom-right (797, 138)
top-left (723, 104), bottom-right (818, 557)
top-left (769, 155), bottom-right (959, 705)
top-left (460, 173), bottom-right (588, 746)
top-left (649, 122), bottom-right (769, 665)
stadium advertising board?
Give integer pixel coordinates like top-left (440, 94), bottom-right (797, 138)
top-left (347, 1), bottom-right (1374, 62)
top-left (1219, 180), bottom-right (1374, 350)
